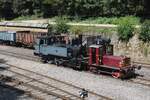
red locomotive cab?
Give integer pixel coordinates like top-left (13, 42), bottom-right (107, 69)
top-left (88, 45), bottom-right (104, 66)
top-left (88, 44), bottom-right (113, 66)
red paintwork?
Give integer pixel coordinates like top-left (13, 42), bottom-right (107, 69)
top-left (96, 48), bottom-right (99, 65)
top-left (89, 48), bottom-right (92, 65)
top-left (103, 46), bottom-right (106, 55)
top-left (102, 55), bottom-right (124, 68)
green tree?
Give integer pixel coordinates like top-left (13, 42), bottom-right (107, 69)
top-left (117, 16), bottom-right (134, 42)
top-left (13, 0), bottom-right (34, 16)
top-left (55, 16), bottom-right (70, 34)
top-left (0, 0), bottom-right (14, 19)
top-left (139, 20), bottom-right (150, 43)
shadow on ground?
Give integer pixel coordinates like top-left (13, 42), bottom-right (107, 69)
top-left (0, 58), bottom-right (31, 100)
top-left (0, 83), bottom-right (27, 100)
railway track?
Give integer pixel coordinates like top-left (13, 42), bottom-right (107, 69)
top-left (129, 77), bottom-right (150, 87)
top-left (0, 67), bottom-right (79, 100)
top-left (0, 49), bottom-right (40, 62)
top-left (0, 48), bottom-right (150, 97)
top-left (132, 61), bottom-right (150, 69)
top-left (0, 75), bottom-right (41, 100)
top-left (0, 63), bottom-right (112, 100)
top-left (0, 74), bottom-right (68, 100)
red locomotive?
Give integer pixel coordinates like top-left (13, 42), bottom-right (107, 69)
top-left (34, 35), bottom-right (141, 79)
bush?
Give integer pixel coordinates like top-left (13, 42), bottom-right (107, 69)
top-left (47, 24), bottom-right (55, 35)
top-left (139, 20), bottom-right (150, 43)
top-left (117, 16), bottom-right (135, 42)
top-left (55, 16), bottom-right (70, 34)
top-left (70, 26), bottom-right (83, 35)
top-left (117, 16), bottom-right (140, 25)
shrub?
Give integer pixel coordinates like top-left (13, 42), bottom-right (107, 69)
top-left (55, 16), bottom-right (70, 34)
top-left (70, 26), bottom-right (83, 35)
top-left (117, 16), bottom-right (140, 25)
top-left (139, 20), bottom-right (150, 43)
top-left (47, 24), bottom-right (55, 35)
top-left (117, 16), bottom-right (135, 42)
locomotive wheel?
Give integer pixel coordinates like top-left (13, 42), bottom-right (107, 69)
top-left (112, 72), bottom-right (121, 78)
top-left (42, 59), bottom-right (47, 63)
top-left (54, 58), bottom-right (59, 66)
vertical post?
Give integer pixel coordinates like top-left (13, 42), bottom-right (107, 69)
top-left (88, 48), bottom-right (92, 65)
top-left (96, 48), bottom-right (99, 65)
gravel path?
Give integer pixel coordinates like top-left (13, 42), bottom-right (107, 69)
top-left (0, 53), bottom-right (150, 100)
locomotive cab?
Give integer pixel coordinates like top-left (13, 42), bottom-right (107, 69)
top-left (34, 37), bottom-right (48, 56)
top-left (88, 44), bottom-right (113, 66)
top-left (88, 44), bottom-right (138, 78)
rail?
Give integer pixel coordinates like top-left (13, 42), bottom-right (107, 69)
top-left (129, 77), bottom-right (150, 87)
top-left (0, 65), bottom-right (81, 100)
top-left (1, 48), bottom-right (150, 98)
top-left (3, 63), bottom-right (112, 100)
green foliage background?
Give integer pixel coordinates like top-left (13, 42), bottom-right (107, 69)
top-left (0, 0), bottom-right (149, 19)
top-left (139, 20), bottom-right (150, 43)
top-left (117, 16), bottom-right (135, 42)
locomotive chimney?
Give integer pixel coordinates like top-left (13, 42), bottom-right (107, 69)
top-left (79, 34), bottom-right (82, 46)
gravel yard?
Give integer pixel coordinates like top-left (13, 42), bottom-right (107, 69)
top-left (0, 53), bottom-right (150, 100)
top-left (0, 45), bottom-right (34, 56)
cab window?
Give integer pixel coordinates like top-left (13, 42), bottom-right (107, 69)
top-left (106, 45), bottom-right (113, 55)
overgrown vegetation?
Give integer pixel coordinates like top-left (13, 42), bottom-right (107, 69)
top-left (117, 16), bottom-right (135, 42)
top-left (48, 17), bottom-right (70, 35)
top-left (139, 20), bottom-right (150, 43)
top-left (13, 13), bottom-right (43, 21)
top-left (70, 26), bottom-right (82, 35)
top-left (55, 17), bottom-right (70, 34)
top-left (77, 16), bottom-right (140, 25)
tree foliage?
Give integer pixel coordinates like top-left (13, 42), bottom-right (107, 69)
top-left (55, 17), bottom-right (70, 34)
top-left (139, 20), bottom-right (150, 43)
top-left (0, 0), bottom-right (149, 19)
top-left (117, 16), bottom-right (135, 42)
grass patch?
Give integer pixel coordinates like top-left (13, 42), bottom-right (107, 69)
top-left (70, 25), bottom-right (116, 36)
top-left (12, 15), bottom-right (141, 25)
top-left (0, 18), bottom-right (5, 22)
top-left (73, 16), bottom-right (140, 25)
top-left (13, 13), bottom-right (43, 21)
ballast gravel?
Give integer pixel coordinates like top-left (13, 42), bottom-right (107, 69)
top-left (0, 45), bottom-right (33, 56)
top-left (0, 54), bottom-right (150, 100)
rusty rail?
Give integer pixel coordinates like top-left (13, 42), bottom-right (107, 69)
top-left (3, 63), bottom-right (112, 100)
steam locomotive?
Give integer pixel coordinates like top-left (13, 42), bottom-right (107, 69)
top-left (34, 35), bottom-right (141, 79)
